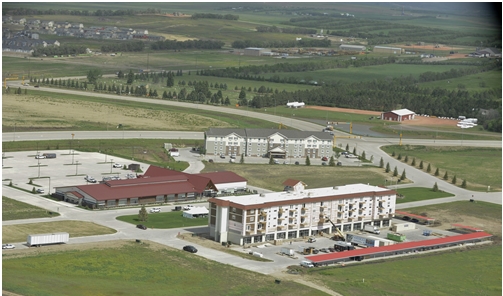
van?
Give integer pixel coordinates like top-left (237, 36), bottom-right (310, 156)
top-left (229, 159), bottom-right (235, 163)
top-left (150, 207), bottom-right (161, 213)
top-left (273, 159), bottom-right (280, 164)
top-left (300, 260), bottom-right (314, 268)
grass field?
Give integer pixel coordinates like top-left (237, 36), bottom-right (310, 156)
top-left (395, 187), bottom-right (454, 204)
top-left (116, 210), bottom-right (209, 229)
top-left (202, 163), bottom-right (389, 191)
top-left (1, 240), bottom-right (325, 296)
top-left (381, 145), bottom-right (502, 191)
top-left (2, 220), bottom-right (117, 244)
top-left (2, 196), bottom-right (60, 221)
top-left (418, 69), bottom-right (502, 92)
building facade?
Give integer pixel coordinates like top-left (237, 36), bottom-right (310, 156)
top-left (208, 182), bottom-right (396, 245)
top-left (373, 46), bottom-right (403, 54)
top-left (205, 128), bottom-right (334, 159)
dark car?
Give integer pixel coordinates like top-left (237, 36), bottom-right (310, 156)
top-left (136, 224), bottom-right (147, 230)
top-left (336, 162), bottom-right (342, 166)
top-left (183, 245), bottom-right (198, 253)
top-left (402, 216), bottom-right (411, 221)
top-left (220, 155), bottom-right (225, 159)
top-left (321, 156), bottom-right (328, 161)
top-left (208, 159), bottom-right (214, 163)
top-left (322, 162), bottom-right (327, 166)
top-left (411, 218), bottom-right (420, 223)
top-left (295, 161), bottom-right (300, 165)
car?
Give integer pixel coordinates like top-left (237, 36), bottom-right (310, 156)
top-left (321, 156), bottom-right (328, 161)
top-left (183, 245), bottom-right (198, 253)
top-left (183, 205), bottom-right (193, 210)
top-left (307, 237), bottom-right (316, 243)
top-left (336, 162), bottom-right (342, 166)
top-left (36, 188), bottom-right (45, 194)
top-left (300, 260), bottom-right (314, 268)
top-left (328, 247), bottom-right (336, 252)
top-left (136, 224), bottom-right (147, 230)
top-left (273, 159), bottom-right (280, 164)
top-left (2, 244), bottom-right (15, 249)
top-left (411, 218), bottom-right (420, 223)
top-left (113, 163), bottom-right (122, 168)
top-left (85, 176), bottom-right (97, 183)
top-left (319, 248), bottom-right (329, 253)
top-left (322, 162), bottom-right (327, 166)
top-left (150, 207), bottom-right (161, 213)
top-left (35, 155), bottom-right (46, 159)
top-left (208, 159), bottom-right (214, 163)
top-left (34, 85), bottom-right (40, 88)
top-left (230, 154), bottom-right (236, 159)
top-left (220, 155), bottom-right (226, 159)
top-left (402, 216), bottom-right (411, 221)
top-left (294, 161), bottom-right (300, 165)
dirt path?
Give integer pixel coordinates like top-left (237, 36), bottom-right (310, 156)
top-left (271, 271), bottom-right (342, 296)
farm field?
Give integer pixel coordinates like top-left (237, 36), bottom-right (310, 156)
top-left (418, 69), bottom-right (502, 92)
top-left (1, 240), bottom-right (325, 296)
top-left (381, 145), bottom-right (502, 192)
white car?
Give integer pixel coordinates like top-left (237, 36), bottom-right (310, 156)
top-left (113, 163), bottom-right (122, 168)
top-left (183, 205), bottom-right (193, 210)
top-left (35, 155), bottom-right (46, 159)
top-left (36, 188), bottom-right (45, 194)
top-left (85, 176), bottom-right (97, 183)
top-left (300, 260), bottom-right (314, 268)
top-left (2, 244), bottom-right (15, 249)
top-left (150, 207), bottom-right (161, 213)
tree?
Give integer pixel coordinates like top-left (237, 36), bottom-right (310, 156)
top-left (305, 155), bottom-right (311, 166)
top-left (269, 155), bottom-right (274, 165)
top-left (411, 158), bottom-right (416, 166)
top-left (419, 160), bottom-right (424, 169)
top-left (443, 171), bottom-right (449, 180)
top-left (353, 147), bottom-right (357, 156)
top-left (385, 162), bottom-right (390, 173)
top-left (329, 156), bottom-right (335, 166)
top-left (397, 153), bottom-right (402, 160)
top-left (392, 151), bottom-right (395, 157)
top-left (461, 179), bottom-right (467, 188)
top-left (434, 167), bottom-right (439, 176)
top-left (427, 163), bottom-right (432, 173)
top-left (393, 166), bottom-right (398, 177)
top-left (451, 175), bottom-right (457, 184)
top-left (404, 155), bottom-right (408, 162)
top-left (126, 70), bottom-right (135, 84)
top-left (138, 205), bottom-right (148, 222)
top-left (400, 169), bottom-right (406, 180)
top-left (87, 69), bottom-right (102, 84)
top-left (240, 153), bottom-right (244, 164)
top-left (361, 151), bottom-right (366, 160)
top-left (379, 157), bottom-right (384, 168)
top-left (166, 73), bottom-right (174, 87)
top-left (239, 89), bottom-right (246, 100)
top-left (345, 144), bottom-right (349, 151)
top-left (432, 182), bottom-right (439, 192)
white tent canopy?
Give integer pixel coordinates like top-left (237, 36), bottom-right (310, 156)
top-left (182, 206), bottom-right (209, 219)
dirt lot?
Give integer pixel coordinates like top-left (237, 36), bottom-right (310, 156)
top-left (306, 106), bottom-right (458, 127)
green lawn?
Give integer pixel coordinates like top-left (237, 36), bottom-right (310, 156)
top-left (2, 196), bottom-right (59, 221)
top-left (116, 210), bottom-right (209, 229)
top-left (2, 221), bottom-right (116, 244)
top-left (2, 241), bottom-right (325, 296)
top-left (418, 69), bottom-right (502, 93)
top-left (395, 187), bottom-right (454, 204)
top-left (310, 245), bottom-right (501, 296)
top-left (381, 145), bottom-right (502, 191)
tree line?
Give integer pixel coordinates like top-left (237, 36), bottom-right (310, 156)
top-left (101, 41), bottom-right (145, 53)
top-left (150, 39), bottom-right (225, 51)
top-left (191, 13), bottom-right (238, 20)
top-left (32, 45), bottom-right (87, 57)
top-left (255, 25), bottom-right (316, 35)
top-left (231, 38), bottom-right (330, 49)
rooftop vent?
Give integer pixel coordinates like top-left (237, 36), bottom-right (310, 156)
top-left (259, 193), bottom-right (265, 197)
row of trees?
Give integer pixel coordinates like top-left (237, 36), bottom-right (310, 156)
top-left (100, 41), bottom-right (145, 53)
top-left (255, 25), bottom-right (316, 35)
top-left (32, 45), bottom-right (87, 57)
top-left (191, 13), bottom-right (238, 20)
top-left (150, 39), bottom-right (225, 51)
top-left (231, 38), bottom-right (331, 49)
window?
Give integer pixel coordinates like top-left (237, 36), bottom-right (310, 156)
top-left (232, 207), bottom-right (236, 213)
top-left (246, 225), bottom-right (251, 231)
top-left (250, 209), bottom-right (255, 214)
top-left (231, 214), bottom-right (236, 220)
top-left (250, 217), bottom-right (254, 222)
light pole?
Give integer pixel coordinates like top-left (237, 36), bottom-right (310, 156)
top-left (48, 177), bottom-right (51, 195)
top-left (110, 159), bottom-right (113, 173)
top-left (37, 157), bottom-right (41, 178)
top-left (75, 161), bottom-right (79, 175)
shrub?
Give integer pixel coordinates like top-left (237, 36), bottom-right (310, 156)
top-left (461, 179), bottom-right (467, 188)
top-left (452, 175), bottom-right (457, 184)
top-left (397, 153), bottom-right (402, 160)
top-left (400, 169), bottom-right (406, 180)
top-left (379, 157), bottom-right (384, 168)
top-left (392, 151), bottom-right (396, 157)
top-left (404, 155), bottom-right (409, 162)
top-left (385, 162), bottom-right (390, 173)
top-left (443, 171), bottom-right (449, 180)
top-left (419, 160), bottom-right (424, 169)
top-left (393, 166), bottom-right (398, 177)
top-left (426, 163), bottom-right (431, 173)
top-left (434, 167), bottom-right (439, 176)
top-left (411, 158), bottom-right (416, 166)
top-left (432, 182), bottom-right (439, 192)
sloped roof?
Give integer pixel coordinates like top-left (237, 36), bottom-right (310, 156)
top-left (184, 206), bottom-right (209, 215)
top-left (282, 179), bottom-right (302, 186)
top-left (391, 109), bottom-right (415, 116)
top-left (196, 171), bottom-right (247, 184)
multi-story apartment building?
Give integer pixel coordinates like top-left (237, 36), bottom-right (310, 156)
top-left (205, 128), bottom-right (334, 159)
top-left (208, 180), bottom-right (396, 245)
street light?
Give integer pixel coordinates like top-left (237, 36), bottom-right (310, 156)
top-left (75, 161), bottom-right (79, 175)
top-left (110, 159), bottom-right (113, 173)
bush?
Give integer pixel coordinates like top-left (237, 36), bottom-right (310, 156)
top-left (452, 175), bottom-right (457, 184)
top-left (432, 182), bottom-right (439, 192)
top-left (393, 166), bottom-right (398, 177)
top-left (385, 162), bottom-right (390, 173)
top-left (443, 171), bottom-right (449, 180)
top-left (397, 153), bottom-right (402, 160)
top-left (426, 163), bottom-right (431, 173)
top-left (379, 157), bottom-right (384, 168)
top-left (419, 160), bottom-right (423, 169)
top-left (434, 167), bottom-right (439, 176)
top-left (461, 179), bottom-right (467, 188)
top-left (404, 155), bottom-right (408, 162)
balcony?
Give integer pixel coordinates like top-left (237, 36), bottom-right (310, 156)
top-left (260, 211), bottom-right (267, 217)
top-left (257, 229), bottom-right (265, 234)
top-left (336, 218), bottom-right (344, 223)
top-left (278, 208), bottom-right (284, 214)
top-left (277, 225), bottom-right (286, 231)
top-left (348, 217), bottom-right (355, 222)
top-left (288, 225), bottom-right (297, 230)
top-left (318, 219), bottom-right (326, 225)
top-left (246, 230), bottom-right (255, 235)
top-left (300, 223), bottom-right (308, 228)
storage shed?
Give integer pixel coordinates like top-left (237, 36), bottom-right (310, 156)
top-left (380, 109), bottom-right (415, 122)
top-left (392, 222), bottom-right (416, 232)
top-left (373, 46), bottom-right (403, 54)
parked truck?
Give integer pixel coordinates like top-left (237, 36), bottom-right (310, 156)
top-left (27, 232), bottom-right (69, 247)
top-left (280, 247), bottom-right (294, 256)
top-left (363, 225), bottom-right (380, 234)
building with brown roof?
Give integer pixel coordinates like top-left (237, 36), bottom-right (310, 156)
top-left (208, 182), bottom-right (396, 246)
top-left (54, 166), bottom-right (247, 209)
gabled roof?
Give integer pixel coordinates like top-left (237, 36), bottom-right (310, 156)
top-left (282, 179), bottom-right (302, 186)
top-left (390, 108), bottom-right (415, 116)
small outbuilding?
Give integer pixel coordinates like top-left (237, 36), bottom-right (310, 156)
top-left (380, 109), bottom-right (415, 122)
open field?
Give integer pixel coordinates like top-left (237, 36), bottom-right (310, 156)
top-left (395, 187), bottom-right (455, 204)
top-left (2, 220), bottom-right (117, 244)
top-left (116, 210), bottom-right (208, 229)
top-left (381, 145), bottom-right (502, 192)
top-left (202, 163), bottom-right (390, 192)
top-left (1, 240), bottom-right (325, 296)
top-left (2, 196), bottom-right (60, 221)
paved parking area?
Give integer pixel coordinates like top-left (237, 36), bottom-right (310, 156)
top-left (2, 150), bottom-right (150, 194)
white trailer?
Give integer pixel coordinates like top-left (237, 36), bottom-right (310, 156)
top-left (27, 232), bottom-right (69, 247)
top-left (281, 247), bottom-right (294, 256)
top-left (364, 225), bottom-right (381, 234)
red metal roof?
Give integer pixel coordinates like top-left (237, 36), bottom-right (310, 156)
top-left (306, 232), bottom-right (492, 263)
top-left (282, 179), bottom-right (301, 186)
top-left (395, 210), bottom-right (435, 221)
top-left (197, 171), bottom-right (247, 184)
